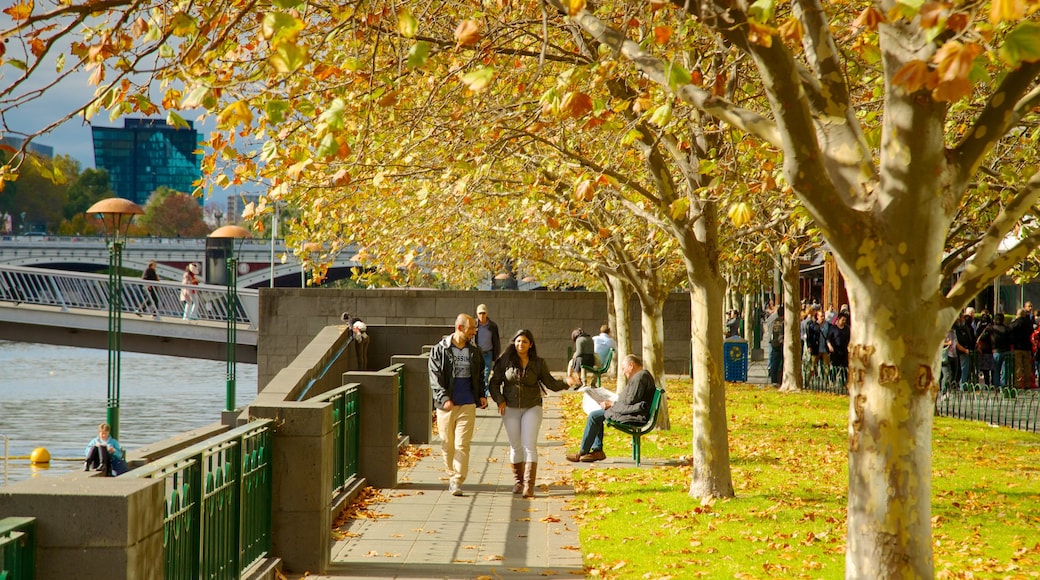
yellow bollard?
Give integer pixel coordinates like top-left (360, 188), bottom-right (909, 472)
top-left (30, 447), bottom-right (51, 464)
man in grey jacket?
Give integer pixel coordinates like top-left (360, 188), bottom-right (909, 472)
top-left (428, 314), bottom-right (487, 495)
top-left (566, 354), bottom-right (658, 463)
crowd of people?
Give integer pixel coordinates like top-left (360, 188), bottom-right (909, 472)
top-left (942, 304), bottom-right (1040, 390)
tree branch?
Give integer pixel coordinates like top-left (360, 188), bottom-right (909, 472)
top-left (948, 168), bottom-right (1040, 304)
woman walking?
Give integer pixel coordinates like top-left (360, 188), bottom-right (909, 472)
top-left (488, 329), bottom-right (577, 498)
top-left (180, 263), bottom-right (200, 320)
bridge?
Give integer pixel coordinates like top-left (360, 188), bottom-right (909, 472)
top-left (0, 234), bottom-right (361, 288)
top-left (0, 264), bottom-right (258, 363)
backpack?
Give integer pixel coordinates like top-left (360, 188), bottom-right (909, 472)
top-left (770, 319), bottom-right (783, 348)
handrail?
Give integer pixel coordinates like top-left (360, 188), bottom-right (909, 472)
top-left (128, 420), bottom-right (274, 579)
top-left (0, 264), bottom-right (259, 329)
top-left (0, 516), bottom-right (36, 580)
top-left (294, 335), bottom-right (355, 401)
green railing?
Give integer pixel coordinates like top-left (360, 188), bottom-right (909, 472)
top-left (800, 361), bottom-right (850, 395)
top-left (936, 385), bottom-right (1040, 432)
top-left (0, 517), bottom-right (35, 580)
top-left (310, 384), bottom-right (361, 493)
top-left (128, 420), bottom-right (274, 580)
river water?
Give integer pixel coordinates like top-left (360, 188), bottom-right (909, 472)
top-left (0, 340), bottom-right (257, 486)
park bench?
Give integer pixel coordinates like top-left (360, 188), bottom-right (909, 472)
top-left (606, 387), bottom-right (664, 467)
top-left (582, 348), bottom-right (614, 387)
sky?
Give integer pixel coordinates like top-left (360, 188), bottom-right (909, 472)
top-left (1, 11), bottom-right (235, 205)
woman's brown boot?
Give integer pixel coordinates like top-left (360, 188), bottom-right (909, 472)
top-left (522, 462), bottom-right (537, 498)
top-left (511, 463), bottom-right (524, 494)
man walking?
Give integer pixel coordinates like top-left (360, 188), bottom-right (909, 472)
top-left (429, 314), bottom-right (487, 496)
top-left (768, 306), bottom-right (785, 386)
top-left (475, 304), bottom-right (500, 389)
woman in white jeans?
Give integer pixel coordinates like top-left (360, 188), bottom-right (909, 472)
top-left (488, 329), bottom-right (577, 497)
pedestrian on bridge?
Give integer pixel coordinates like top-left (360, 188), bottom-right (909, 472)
top-left (137, 261), bottom-right (160, 317)
top-left (180, 263), bottom-right (200, 320)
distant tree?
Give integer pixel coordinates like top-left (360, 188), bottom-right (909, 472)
top-left (64, 168), bottom-right (113, 220)
top-left (140, 187), bottom-right (209, 237)
top-left (3, 153), bottom-right (70, 232)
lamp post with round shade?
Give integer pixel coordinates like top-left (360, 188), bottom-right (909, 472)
top-left (209, 224), bottom-right (252, 413)
top-left (86, 197), bottom-right (144, 439)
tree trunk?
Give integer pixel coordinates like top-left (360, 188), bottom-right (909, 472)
top-left (779, 252), bottom-right (802, 393)
top-left (687, 273), bottom-right (734, 498)
top-left (843, 274), bottom-right (945, 578)
top-left (606, 273), bottom-right (631, 391)
top-left (638, 298), bottom-right (671, 430)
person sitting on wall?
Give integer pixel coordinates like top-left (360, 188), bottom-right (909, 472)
top-left (84, 422), bottom-right (129, 477)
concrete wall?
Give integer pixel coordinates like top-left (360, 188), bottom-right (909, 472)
top-left (0, 473), bottom-right (165, 580)
top-left (257, 288), bottom-right (693, 388)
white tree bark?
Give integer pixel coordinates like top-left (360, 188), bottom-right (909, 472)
top-left (779, 252), bottom-right (803, 393)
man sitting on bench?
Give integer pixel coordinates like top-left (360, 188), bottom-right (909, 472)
top-left (567, 354), bottom-right (657, 463)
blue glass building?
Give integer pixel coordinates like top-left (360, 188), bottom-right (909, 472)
top-left (92, 118), bottom-right (201, 206)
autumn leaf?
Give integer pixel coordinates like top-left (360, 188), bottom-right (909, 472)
top-left (560, 91), bottom-right (593, 118)
top-left (918, 2), bottom-right (947, 29)
top-left (891, 59), bottom-right (935, 94)
top-left (3, 1), bottom-right (33, 21)
top-left (269, 42), bottom-right (309, 73)
top-left (649, 103), bottom-right (672, 126)
top-left (727, 202), bottom-right (754, 227)
top-left (574, 179), bottom-right (595, 202)
top-left (654, 26), bottom-right (673, 44)
top-left (262, 12), bottom-right (303, 42)
top-left (460, 67), bottom-right (495, 92)
top-left (989, 0), bottom-right (1026, 24)
top-left (407, 41), bottom-right (431, 68)
top-left (567, 0), bottom-right (586, 16)
top-left (455, 19), bottom-right (481, 47)
top-left (1000, 22), bottom-right (1040, 67)
top-left (169, 11), bottom-right (197, 36)
top-left (398, 9), bottom-right (419, 38)
top-left (934, 41), bottom-right (982, 83)
top-left (747, 21), bottom-right (776, 47)
top-left (852, 6), bottom-right (885, 30)
top-left (777, 17), bottom-right (803, 45)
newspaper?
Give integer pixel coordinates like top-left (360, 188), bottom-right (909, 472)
top-left (579, 385), bottom-right (618, 415)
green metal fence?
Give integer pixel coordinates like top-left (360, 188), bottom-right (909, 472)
top-left (800, 361), bottom-right (850, 395)
top-left (310, 384), bottom-right (361, 492)
top-left (0, 517), bottom-right (35, 580)
top-left (128, 420), bottom-right (274, 580)
top-left (936, 385), bottom-right (1040, 432)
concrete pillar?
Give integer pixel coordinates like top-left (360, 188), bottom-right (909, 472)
top-left (249, 403), bottom-right (333, 575)
top-left (342, 370), bottom-right (399, 488)
top-left (0, 474), bottom-right (164, 580)
top-left (391, 354), bottom-right (433, 444)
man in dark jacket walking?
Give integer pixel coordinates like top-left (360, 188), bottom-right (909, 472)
top-left (475, 303), bottom-right (500, 390)
top-left (566, 354), bottom-right (658, 463)
top-left (1010, 308), bottom-right (1034, 389)
top-left (429, 314), bottom-right (487, 496)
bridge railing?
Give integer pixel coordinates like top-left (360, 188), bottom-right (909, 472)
top-left (0, 264), bottom-right (259, 329)
top-left (126, 419), bottom-right (274, 580)
top-left (0, 516), bottom-right (36, 580)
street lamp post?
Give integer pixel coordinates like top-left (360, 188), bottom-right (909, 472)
top-left (86, 198), bottom-right (144, 439)
top-left (209, 225), bottom-right (252, 414)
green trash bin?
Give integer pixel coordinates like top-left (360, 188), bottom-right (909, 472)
top-left (723, 339), bottom-right (748, 382)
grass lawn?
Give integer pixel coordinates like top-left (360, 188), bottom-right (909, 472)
top-left (560, 378), bottom-right (1040, 579)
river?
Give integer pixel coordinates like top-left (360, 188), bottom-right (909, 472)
top-left (0, 340), bottom-right (257, 486)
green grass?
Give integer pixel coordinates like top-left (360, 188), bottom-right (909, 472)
top-left (561, 379), bottom-right (1040, 579)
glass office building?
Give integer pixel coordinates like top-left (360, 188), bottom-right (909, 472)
top-left (92, 118), bottom-right (201, 206)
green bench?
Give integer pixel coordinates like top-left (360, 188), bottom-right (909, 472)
top-left (582, 348), bottom-right (614, 387)
top-left (606, 387), bottom-right (665, 467)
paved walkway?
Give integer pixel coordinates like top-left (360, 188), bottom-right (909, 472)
top-left (301, 397), bottom-right (585, 579)
top-left (295, 358), bottom-right (770, 580)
